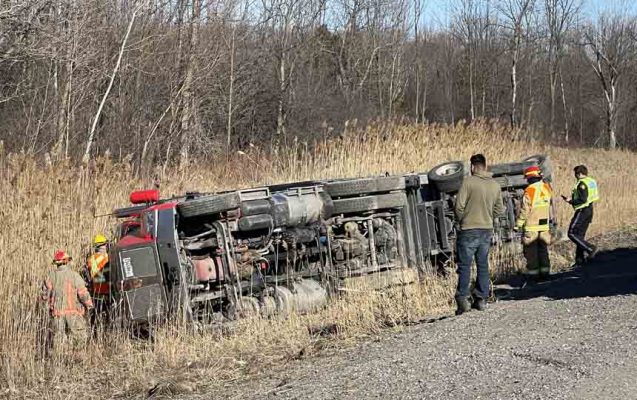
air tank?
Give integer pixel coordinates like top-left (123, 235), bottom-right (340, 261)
top-left (273, 279), bottom-right (328, 316)
top-left (240, 199), bottom-right (272, 216)
top-left (238, 214), bottom-right (274, 231)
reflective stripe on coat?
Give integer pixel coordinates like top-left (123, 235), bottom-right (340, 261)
top-left (516, 181), bottom-right (552, 232)
top-left (41, 265), bottom-right (93, 316)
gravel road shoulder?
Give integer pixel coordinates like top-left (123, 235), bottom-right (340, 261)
top-left (203, 230), bottom-right (637, 400)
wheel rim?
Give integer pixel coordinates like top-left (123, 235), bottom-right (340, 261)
top-left (435, 164), bottom-right (461, 176)
top-left (525, 156), bottom-right (542, 163)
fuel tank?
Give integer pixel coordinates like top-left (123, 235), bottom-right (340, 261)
top-left (270, 188), bottom-right (333, 227)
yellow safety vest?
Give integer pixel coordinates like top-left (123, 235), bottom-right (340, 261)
top-left (517, 181), bottom-right (552, 232)
top-left (86, 253), bottom-right (110, 295)
top-left (572, 176), bottom-right (599, 210)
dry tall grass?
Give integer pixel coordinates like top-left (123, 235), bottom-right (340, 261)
top-left (1, 121), bottom-right (635, 399)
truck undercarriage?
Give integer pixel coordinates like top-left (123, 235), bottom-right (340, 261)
top-left (108, 155), bottom-right (553, 326)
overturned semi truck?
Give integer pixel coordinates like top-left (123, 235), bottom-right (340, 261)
top-left (107, 155), bottom-right (553, 325)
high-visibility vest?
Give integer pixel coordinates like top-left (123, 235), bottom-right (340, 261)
top-left (87, 253), bottom-right (110, 295)
top-left (572, 176), bottom-right (599, 210)
top-left (520, 181), bottom-right (552, 232)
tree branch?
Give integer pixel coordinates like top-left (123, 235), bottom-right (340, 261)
top-left (82, 3), bottom-right (142, 163)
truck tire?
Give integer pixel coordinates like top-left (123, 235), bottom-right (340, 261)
top-left (494, 174), bottom-right (528, 189)
top-left (325, 176), bottom-right (406, 197)
top-left (488, 154), bottom-right (552, 178)
top-left (522, 154), bottom-right (553, 181)
top-left (332, 193), bottom-right (407, 214)
top-left (488, 161), bottom-right (535, 177)
top-left (428, 161), bottom-right (465, 193)
top-left (178, 192), bottom-right (241, 218)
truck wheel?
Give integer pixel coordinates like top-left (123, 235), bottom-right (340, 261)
top-left (494, 174), bottom-right (528, 189)
top-left (428, 161), bottom-right (465, 193)
top-left (521, 154), bottom-right (547, 164)
top-left (178, 192), bottom-right (241, 218)
top-left (488, 162), bottom-right (533, 176)
top-left (325, 176), bottom-right (406, 197)
top-left (522, 154), bottom-right (553, 181)
top-left (332, 193), bottom-right (407, 214)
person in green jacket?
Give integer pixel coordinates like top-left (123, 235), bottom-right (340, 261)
top-left (454, 154), bottom-right (505, 315)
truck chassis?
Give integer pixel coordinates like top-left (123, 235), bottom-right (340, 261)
top-left (107, 155), bottom-right (553, 325)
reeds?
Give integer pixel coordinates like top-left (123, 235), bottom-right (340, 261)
top-left (0, 121), bottom-right (634, 398)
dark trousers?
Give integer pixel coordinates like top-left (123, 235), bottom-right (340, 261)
top-left (568, 206), bottom-right (594, 264)
top-left (456, 229), bottom-right (493, 300)
top-left (89, 295), bottom-right (111, 335)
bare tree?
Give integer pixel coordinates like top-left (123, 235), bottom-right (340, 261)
top-left (498, 0), bottom-right (535, 127)
top-left (4, 0), bottom-right (637, 161)
top-left (177, 0), bottom-right (202, 165)
top-left (453, 0), bottom-right (497, 121)
top-left (83, 3), bottom-right (142, 162)
top-left (544, 0), bottom-right (580, 141)
top-left (325, 0), bottom-right (379, 112)
top-left (261, 0), bottom-right (321, 148)
top-left (583, 12), bottom-right (635, 149)
top-left (413, 0), bottom-right (426, 122)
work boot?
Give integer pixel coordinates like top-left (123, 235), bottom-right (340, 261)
top-left (472, 298), bottom-right (487, 311)
top-left (455, 297), bottom-right (471, 315)
top-left (586, 246), bottom-right (599, 262)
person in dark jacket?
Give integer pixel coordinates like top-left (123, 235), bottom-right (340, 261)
top-left (562, 165), bottom-right (599, 266)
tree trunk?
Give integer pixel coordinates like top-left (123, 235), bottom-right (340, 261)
top-left (421, 68), bottom-right (428, 121)
top-left (53, 1), bottom-right (74, 159)
top-left (83, 6), bottom-right (139, 162)
top-left (179, 0), bottom-right (201, 165)
top-left (559, 66), bottom-right (569, 143)
top-left (388, 51), bottom-right (400, 117)
top-left (606, 83), bottom-right (617, 149)
top-left (226, 26), bottom-right (236, 152)
top-left (549, 65), bottom-right (556, 138)
top-left (275, 54), bottom-right (286, 148)
top-left (54, 60), bottom-right (72, 158)
top-left (481, 84), bottom-right (486, 117)
top-left (415, 65), bottom-right (420, 123)
top-left (469, 56), bottom-right (475, 121)
top-left (511, 54), bottom-right (517, 127)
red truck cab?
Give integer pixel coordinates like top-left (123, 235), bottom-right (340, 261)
top-left (110, 190), bottom-right (182, 324)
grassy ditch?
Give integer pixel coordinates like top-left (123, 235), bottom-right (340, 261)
top-left (0, 121), bottom-right (635, 398)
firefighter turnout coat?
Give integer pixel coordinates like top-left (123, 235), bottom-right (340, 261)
top-left (41, 264), bottom-right (94, 350)
top-left (516, 180), bottom-right (552, 233)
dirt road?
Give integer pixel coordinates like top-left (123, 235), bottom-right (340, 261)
top-left (209, 237), bottom-right (637, 400)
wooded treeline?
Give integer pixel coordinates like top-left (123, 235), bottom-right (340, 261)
top-left (2, 0), bottom-right (637, 164)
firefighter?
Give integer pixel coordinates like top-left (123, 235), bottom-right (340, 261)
top-left (85, 234), bottom-right (111, 326)
top-left (515, 166), bottom-right (553, 280)
top-left (41, 250), bottom-right (94, 354)
top-left (562, 165), bottom-right (599, 265)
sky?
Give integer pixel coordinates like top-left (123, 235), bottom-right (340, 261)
top-left (420, 0), bottom-right (637, 29)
